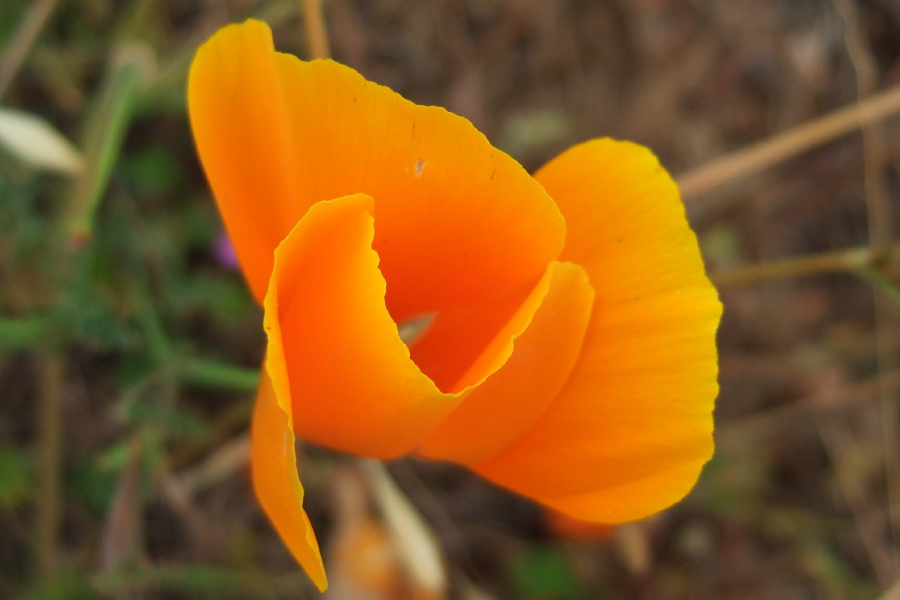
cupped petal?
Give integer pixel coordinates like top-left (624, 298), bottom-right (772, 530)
top-left (264, 193), bottom-right (456, 458)
top-left (259, 192), bottom-right (585, 589)
top-left (542, 459), bottom-right (711, 523)
top-left (251, 368), bottom-right (326, 591)
top-left (188, 21), bottom-right (301, 302)
top-left (188, 20), bottom-right (565, 317)
top-left (264, 191), bottom-right (598, 476)
top-left (416, 261), bottom-right (595, 464)
top-left (471, 139), bottom-right (721, 523)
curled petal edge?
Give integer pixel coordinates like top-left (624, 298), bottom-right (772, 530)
top-left (251, 367), bottom-right (327, 591)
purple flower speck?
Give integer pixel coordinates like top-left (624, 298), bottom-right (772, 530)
top-left (213, 232), bottom-right (240, 270)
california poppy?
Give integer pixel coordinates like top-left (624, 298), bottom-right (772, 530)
top-left (188, 20), bottom-right (720, 592)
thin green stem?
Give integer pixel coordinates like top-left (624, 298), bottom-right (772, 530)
top-left (856, 267), bottom-right (900, 308)
top-left (133, 286), bottom-right (173, 366)
top-left (178, 359), bottom-right (260, 393)
top-left (0, 315), bottom-right (48, 353)
top-left (67, 46), bottom-right (151, 246)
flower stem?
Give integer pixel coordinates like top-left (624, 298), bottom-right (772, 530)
top-left (178, 359), bottom-right (260, 393)
top-left (67, 44), bottom-right (151, 247)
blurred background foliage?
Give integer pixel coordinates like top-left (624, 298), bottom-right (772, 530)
top-left (1, 0), bottom-right (900, 598)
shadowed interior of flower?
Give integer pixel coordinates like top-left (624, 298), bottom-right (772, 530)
top-left (188, 19), bottom-right (721, 593)
top-left (396, 312), bottom-right (437, 346)
top-left (405, 274), bottom-right (548, 393)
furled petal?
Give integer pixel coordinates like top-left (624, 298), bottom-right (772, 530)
top-left (188, 20), bottom-right (564, 322)
top-left (264, 193), bottom-right (455, 458)
top-left (416, 261), bottom-right (594, 464)
top-left (264, 193), bottom-right (595, 462)
top-left (471, 139), bottom-right (721, 523)
top-left (251, 367), bottom-right (326, 591)
top-left (258, 191), bottom-right (593, 588)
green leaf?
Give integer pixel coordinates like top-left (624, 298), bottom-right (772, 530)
top-left (70, 457), bottom-right (119, 517)
top-left (123, 145), bottom-right (182, 197)
top-left (510, 546), bottom-right (581, 600)
top-left (0, 446), bottom-right (30, 509)
top-left (24, 573), bottom-right (94, 600)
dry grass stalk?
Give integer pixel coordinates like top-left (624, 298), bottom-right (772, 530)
top-left (36, 353), bottom-right (63, 578)
top-left (0, 0), bottom-right (59, 100)
top-left (832, 0), bottom-right (900, 572)
top-left (302, 0), bottom-right (331, 59)
top-left (677, 85), bottom-right (900, 200)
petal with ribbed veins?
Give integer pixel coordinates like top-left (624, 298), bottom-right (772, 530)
top-left (542, 459), bottom-right (712, 523)
top-left (472, 139), bottom-right (721, 522)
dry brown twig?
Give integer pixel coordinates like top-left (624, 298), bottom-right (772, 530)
top-left (698, 2), bottom-right (900, 582)
top-left (0, 0), bottom-right (59, 100)
top-left (832, 0), bottom-right (899, 576)
top-left (711, 245), bottom-right (877, 287)
top-left (36, 353), bottom-right (63, 578)
top-left (172, 434), bottom-right (250, 498)
top-left (100, 437), bottom-right (144, 572)
top-left (301, 0), bottom-right (331, 59)
top-left (676, 86), bottom-right (900, 201)
top-left (724, 369), bottom-right (900, 436)
top-left (819, 422), bottom-right (897, 588)
top-left (880, 578), bottom-right (900, 600)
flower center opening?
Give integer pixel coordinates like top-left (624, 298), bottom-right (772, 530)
top-left (390, 277), bottom-right (540, 395)
top-left (397, 312), bottom-right (437, 346)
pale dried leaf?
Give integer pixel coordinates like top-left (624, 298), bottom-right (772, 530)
top-left (360, 460), bottom-right (446, 596)
top-left (615, 521), bottom-right (651, 576)
top-left (0, 108), bottom-right (83, 174)
top-left (457, 577), bottom-right (498, 600)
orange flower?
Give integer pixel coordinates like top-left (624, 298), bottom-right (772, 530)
top-left (188, 20), bottom-right (720, 592)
